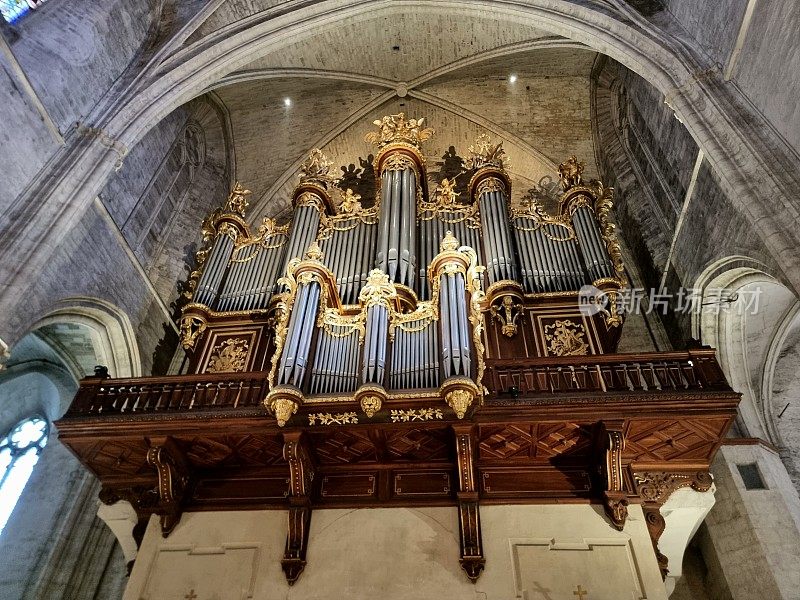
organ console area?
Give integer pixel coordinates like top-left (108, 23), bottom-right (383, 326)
top-left (58, 115), bottom-right (738, 588)
top-left (179, 114), bottom-right (627, 425)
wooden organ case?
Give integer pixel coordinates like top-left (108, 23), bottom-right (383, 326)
top-left (58, 115), bottom-right (739, 585)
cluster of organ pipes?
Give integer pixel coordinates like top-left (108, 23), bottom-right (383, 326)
top-left (181, 116), bottom-right (626, 424)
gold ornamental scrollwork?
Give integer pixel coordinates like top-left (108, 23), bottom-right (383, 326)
top-left (206, 338), bottom-right (250, 373)
top-left (418, 178), bottom-right (481, 229)
top-left (489, 296), bottom-right (522, 338)
top-left (299, 148), bottom-right (337, 185)
top-left (308, 412), bottom-right (359, 426)
top-left (230, 217), bottom-right (290, 263)
top-left (476, 177), bottom-right (506, 198)
top-left (365, 113), bottom-right (434, 149)
top-left (544, 320), bottom-right (588, 357)
top-left (358, 269), bottom-right (398, 309)
top-left (356, 384), bottom-right (387, 418)
top-left (224, 182), bottom-right (252, 217)
top-left (512, 195), bottom-right (575, 241)
top-left (317, 188), bottom-right (379, 241)
top-left (390, 408), bottom-right (444, 422)
top-left (179, 315), bottom-right (207, 350)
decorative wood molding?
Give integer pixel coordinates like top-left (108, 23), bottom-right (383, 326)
top-left (453, 424), bottom-right (485, 582)
top-left (145, 438), bottom-right (190, 537)
top-left (597, 424), bottom-right (628, 531)
top-left (282, 432), bottom-right (314, 585)
top-left (643, 504), bottom-right (669, 580)
top-left (632, 470), bottom-right (713, 505)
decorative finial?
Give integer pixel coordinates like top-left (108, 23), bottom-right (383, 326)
top-left (467, 134), bottom-right (508, 170)
top-left (440, 230), bottom-right (460, 252)
top-left (305, 241), bottom-right (324, 262)
top-left (300, 148), bottom-right (334, 183)
top-left (558, 155), bottom-right (584, 191)
top-left (364, 113), bottom-right (434, 148)
top-left (358, 269), bottom-right (397, 307)
top-left (225, 182), bottom-right (251, 217)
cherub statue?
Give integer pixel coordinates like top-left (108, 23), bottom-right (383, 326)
top-left (558, 155), bottom-right (584, 191)
top-left (435, 177), bottom-right (459, 206)
top-left (338, 188), bottom-right (363, 214)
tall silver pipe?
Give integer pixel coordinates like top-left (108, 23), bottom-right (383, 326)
top-left (376, 173), bottom-right (392, 273)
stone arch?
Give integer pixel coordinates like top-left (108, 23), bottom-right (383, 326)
top-left (27, 297), bottom-right (141, 380)
top-left (5, 0), bottom-right (800, 319)
top-left (693, 257), bottom-right (799, 449)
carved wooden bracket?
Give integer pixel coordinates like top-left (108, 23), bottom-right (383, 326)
top-left (594, 423), bottom-right (628, 530)
top-left (643, 504), bottom-right (669, 579)
top-left (145, 437), bottom-right (190, 537)
top-left (282, 432), bottom-right (314, 585)
top-left (633, 470), bottom-right (713, 504)
top-left (453, 424), bottom-right (485, 582)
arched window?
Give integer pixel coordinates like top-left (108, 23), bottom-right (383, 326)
top-left (0, 0), bottom-right (48, 24)
top-left (0, 416), bottom-right (48, 535)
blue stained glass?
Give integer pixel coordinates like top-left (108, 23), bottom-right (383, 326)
top-left (0, 417), bottom-right (48, 536)
top-left (0, 0), bottom-right (31, 23)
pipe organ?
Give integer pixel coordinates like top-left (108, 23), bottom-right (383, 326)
top-left (60, 114), bottom-right (739, 592)
top-left (179, 115), bottom-right (627, 423)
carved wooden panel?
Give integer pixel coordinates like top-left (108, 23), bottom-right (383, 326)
top-left (385, 428), bottom-right (451, 462)
top-left (320, 473), bottom-right (378, 499)
top-left (624, 418), bottom-right (730, 463)
top-left (481, 467), bottom-right (592, 497)
top-left (478, 423), bottom-right (593, 462)
top-left (309, 430), bottom-right (377, 464)
top-left (393, 471), bottom-right (451, 497)
top-left (192, 475), bottom-right (289, 504)
top-left (70, 438), bottom-right (152, 479)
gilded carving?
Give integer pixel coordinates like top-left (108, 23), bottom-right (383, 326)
top-left (179, 315), bottom-right (206, 351)
top-left (476, 176), bottom-right (506, 197)
top-left (418, 177), bottom-right (481, 229)
top-left (558, 155), bottom-right (584, 190)
top-left (445, 388), bottom-right (475, 420)
top-left (299, 148), bottom-right (335, 184)
top-left (389, 408), bottom-right (444, 422)
top-left (364, 113), bottom-right (434, 148)
top-left (544, 320), bottom-right (588, 356)
top-left (224, 181), bottom-right (251, 217)
top-left (489, 295), bottom-right (522, 337)
top-left (206, 338), bottom-right (249, 373)
top-left (307, 412), bottom-right (359, 426)
top-left (358, 269), bottom-right (398, 309)
top-left (468, 134), bottom-right (508, 170)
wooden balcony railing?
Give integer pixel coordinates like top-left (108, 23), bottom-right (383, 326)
top-left (485, 349), bottom-right (731, 396)
top-left (62, 350), bottom-right (730, 418)
top-left (64, 371), bottom-right (271, 417)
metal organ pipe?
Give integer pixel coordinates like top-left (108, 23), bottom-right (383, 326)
top-left (438, 270), bottom-right (472, 380)
top-left (362, 304), bottom-right (389, 386)
top-left (477, 184), bottom-right (517, 284)
top-left (195, 233), bottom-right (235, 308)
top-left (571, 206), bottom-right (613, 281)
top-left (278, 282), bottom-right (320, 388)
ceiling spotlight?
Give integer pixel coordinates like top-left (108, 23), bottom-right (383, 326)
top-left (283, 97), bottom-right (292, 107)
top-left (508, 74), bottom-right (518, 84)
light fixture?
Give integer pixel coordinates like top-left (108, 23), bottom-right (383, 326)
top-left (508, 74), bottom-right (518, 84)
top-left (283, 97), bottom-right (292, 107)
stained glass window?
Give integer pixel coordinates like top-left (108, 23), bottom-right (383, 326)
top-left (0, 417), bottom-right (48, 535)
top-left (0, 0), bottom-right (47, 24)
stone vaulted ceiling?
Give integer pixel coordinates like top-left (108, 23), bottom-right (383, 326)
top-left (198, 7), bottom-right (599, 221)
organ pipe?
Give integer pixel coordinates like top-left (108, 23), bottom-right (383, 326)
top-left (185, 119), bottom-right (627, 426)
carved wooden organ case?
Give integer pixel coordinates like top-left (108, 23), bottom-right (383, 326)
top-left (58, 115), bottom-right (739, 585)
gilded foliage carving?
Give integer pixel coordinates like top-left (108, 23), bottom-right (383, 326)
top-left (365, 113), bottom-right (434, 148)
top-left (545, 320), bottom-right (588, 356)
top-left (206, 338), bottom-right (249, 373)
